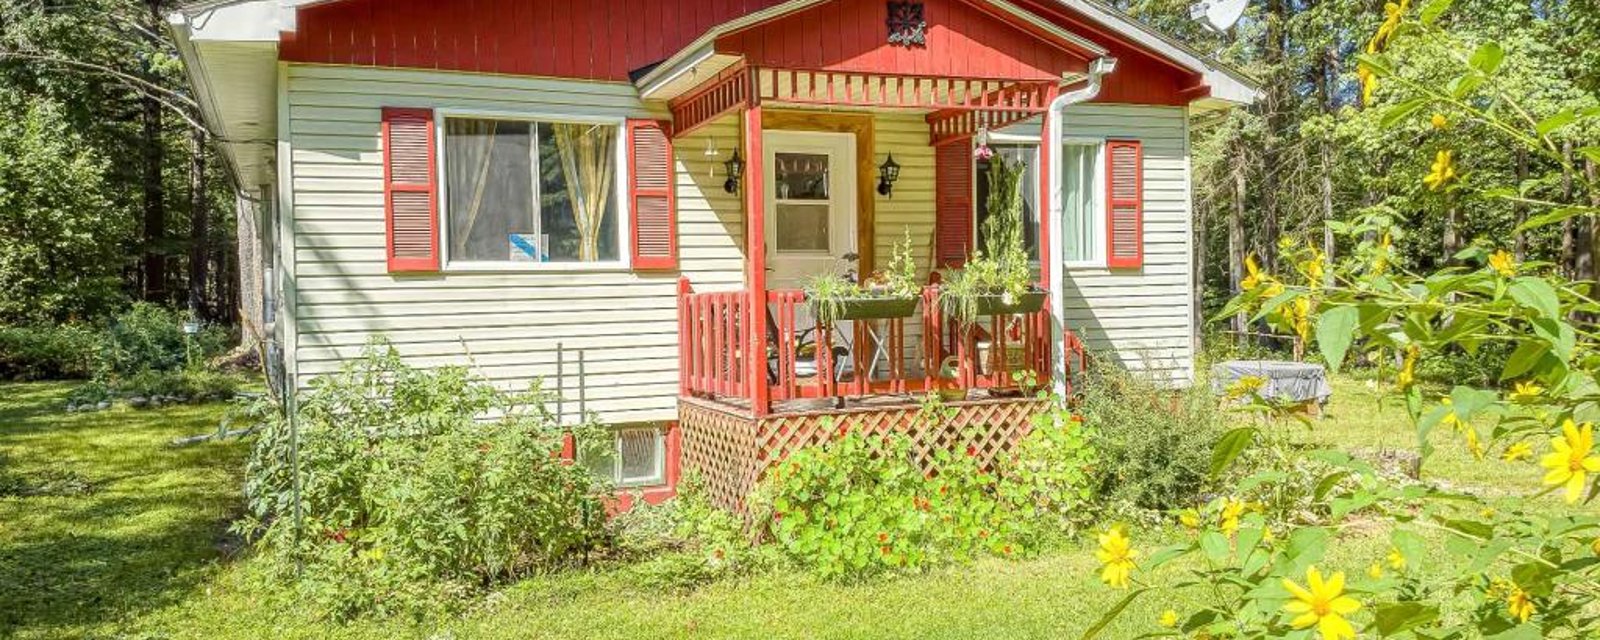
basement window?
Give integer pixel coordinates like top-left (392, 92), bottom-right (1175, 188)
top-left (581, 426), bottom-right (665, 488)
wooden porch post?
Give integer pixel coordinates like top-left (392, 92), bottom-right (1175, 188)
top-left (745, 97), bottom-right (771, 417)
top-left (1038, 87), bottom-right (1060, 386)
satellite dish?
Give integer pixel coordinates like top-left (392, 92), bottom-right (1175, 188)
top-left (1190, 0), bottom-right (1247, 32)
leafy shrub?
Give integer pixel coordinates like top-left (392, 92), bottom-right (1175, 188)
top-left (611, 477), bottom-right (775, 591)
top-left (0, 324), bottom-right (99, 380)
top-left (116, 369), bottom-right (242, 403)
top-left (237, 339), bottom-right (609, 618)
top-left (1077, 360), bottom-right (1231, 511)
top-left (995, 406), bottom-right (1101, 540)
top-left (751, 425), bottom-right (1024, 581)
top-left (100, 303), bottom-right (228, 378)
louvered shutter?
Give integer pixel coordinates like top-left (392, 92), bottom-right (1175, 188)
top-left (935, 142), bottom-right (973, 268)
top-left (1105, 140), bottom-right (1144, 269)
top-left (628, 120), bottom-right (677, 270)
top-left (382, 107), bottom-right (439, 272)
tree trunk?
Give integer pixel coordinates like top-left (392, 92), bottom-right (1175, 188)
top-left (1514, 147), bottom-right (1528, 260)
top-left (1561, 140), bottom-right (1575, 276)
top-left (1258, 0), bottom-right (1286, 273)
top-left (1587, 158), bottom-right (1600, 290)
top-left (1319, 43), bottom-right (1339, 284)
top-left (188, 129), bottom-right (210, 319)
top-left (1230, 149), bottom-right (1248, 345)
top-left (1442, 200), bottom-right (1460, 259)
top-left (141, 93), bottom-right (166, 301)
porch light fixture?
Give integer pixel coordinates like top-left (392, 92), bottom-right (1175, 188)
top-left (877, 154), bottom-right (901, 197)
top-left (723, 150), bottom-right (745, 194)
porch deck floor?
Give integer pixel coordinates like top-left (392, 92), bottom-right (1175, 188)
top-left (694, 387), bottom-right (1031, 418)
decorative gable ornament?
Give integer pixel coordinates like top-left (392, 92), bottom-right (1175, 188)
top-left (887, 1), bottom-right (927, 47)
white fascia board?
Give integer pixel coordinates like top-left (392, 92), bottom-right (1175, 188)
top-left (1054, 0), bottom-right (1261, 105)
top-left (170, 1), bottom-right (290, 41)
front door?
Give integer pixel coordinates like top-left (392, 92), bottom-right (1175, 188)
top-left (763, 131), bottom-right (857, 290)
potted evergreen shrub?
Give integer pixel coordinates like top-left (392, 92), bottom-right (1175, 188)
top-left (939, 154), bottom-right (1046, 326)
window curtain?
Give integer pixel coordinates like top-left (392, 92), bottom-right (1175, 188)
top-left (1061, 144), bottom-right (1097, 262)
top-left (445, 119), bottom-right (499, 257)
top-left (552, 123), bottom-right (617, 261)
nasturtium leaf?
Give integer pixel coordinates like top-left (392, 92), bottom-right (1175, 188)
top-left (1419, 0), bottom-right (1454, 23)
top-left (1211, 427), bottom-right (1258, 478)
top-left (1316, 306), bottom-right (1359, 373)
top-left (1469, 41), bottom-right (1504, 74)
top-left (1508, 277), bottom-right (1559, 319)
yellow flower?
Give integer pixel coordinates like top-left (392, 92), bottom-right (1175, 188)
top-left (1179, 509), bottom-right (1201, 529)
top-left (1397, 345), bottom-right (1420, 390)
top-left (1357, 65), bottom-right (1379, 105)
top-left (1159, 609), bottom-right (1180, 628)
top-left (1591, 537), bottom-right (1600, 556)
top-left (1283, 566), bottom-right (1362, 640)
top-left (1540, 419), bottom-right (1600, 504)
top-left (1096, 526), bottom-right (1138, 589)
top-left (1502, 441), bottom-right (1533, 462)
top-left (1220, 498), bottom-right (1247, 536)
top-left (1263, 526), bottom-right (1276, 543)
top-left (1430, 113), bottom-right (1448, 129)
top-left (1373, 232), bottom-right (1393, 274)
top-left (1424, 150), bottom-right (1457, 191)
top-left (1291, 297), bottom-right (1314, 341)
top-left (1506, 586), bottom-right (1535, 623)
top-left (1510, 381), bottom-right (1544, 403)
top-left (1439, 397), bottom-right (1461, 428)
top-left (1370, 1), bottom-right (1405, 51)
top-left (1466, 427), bottom-right (1485, 460)
top-left (1387, 547), bottom-right (1407, 571)
top-left (1263, 281), bottom-right (1286, 299)
top-left (1488, 250), bottom-right (1517, 277)
top-left (1226, 376), bottom-right (1267, 400)
top-left (1242, 255), bottom-right (1264, 290)
top-left (1368, 563), bottom-right (1384, 579)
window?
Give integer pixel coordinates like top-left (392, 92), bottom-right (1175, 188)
top-left (974, 143), bottom-right (1040, 262)
top-left (581, 427), bottom-right (665, 487)
top-left (442, 117), bottom-right (621, 265)
top-left (1060, 140), bottom-right (1105, 265)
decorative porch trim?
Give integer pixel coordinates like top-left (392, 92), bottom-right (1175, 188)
top-left (668, 67), bottom-right (754, 139)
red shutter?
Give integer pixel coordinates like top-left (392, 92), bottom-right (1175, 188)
top-left (628, 119), bottom-right (677, 270)
top-left (1105, 140), bottom-right (1144, 269)
top-left (935, 142), bottom-right (973, 268)
top-left (382, 107), bottom-right (439, 272)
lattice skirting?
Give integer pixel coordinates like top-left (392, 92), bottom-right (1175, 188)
top-left (678, 396), bottom-right (1050, 512)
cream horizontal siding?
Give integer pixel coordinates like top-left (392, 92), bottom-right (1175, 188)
top-left (1060, 103), bottom-right (1195, 384)
top-left (284, 64), bottom-right (744, 425)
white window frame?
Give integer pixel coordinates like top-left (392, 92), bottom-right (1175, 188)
top-left (971, 133), bottom-right (1044, 266)
top-left (1059, 136), bottom-right (1108, 269)
top-left (434, 109), bottom-right (632, 273)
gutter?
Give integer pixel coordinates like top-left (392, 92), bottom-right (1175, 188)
top-left (1045, 56), bottom-right (1115, 396)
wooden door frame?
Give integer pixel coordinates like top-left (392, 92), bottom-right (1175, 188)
top-left (759, 110), bottom-right (877, 277)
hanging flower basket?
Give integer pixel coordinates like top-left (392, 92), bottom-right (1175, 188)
top-left (811, 295), bottom-right (919, 323)
top-left (943, 289), bottom-right (1046, 318)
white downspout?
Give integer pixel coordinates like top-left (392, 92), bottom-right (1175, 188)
top-left (1046, 56), bottom-right (1117, 396)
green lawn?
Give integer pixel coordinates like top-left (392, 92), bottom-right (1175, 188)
top-left (0, 377), bottom-right (1569, 639)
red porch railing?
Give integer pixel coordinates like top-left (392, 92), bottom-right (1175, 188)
top-left (678, 278), bottom-right (1072, 412)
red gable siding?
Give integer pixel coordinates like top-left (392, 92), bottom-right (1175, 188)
top-left (715, 0), bottom-right (1088, 80)
top-left (280, 0), bottom-right (1201, 105)
top-left (280, 0), bottom-right (791, 80)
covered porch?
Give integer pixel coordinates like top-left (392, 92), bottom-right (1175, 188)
top-left (650, 0), bottom-right (1102, 509)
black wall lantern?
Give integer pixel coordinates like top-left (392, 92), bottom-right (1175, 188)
top-left (723, 150), bottom-right (745, 194)
top-left (877, 154), bottom-right (901, 197)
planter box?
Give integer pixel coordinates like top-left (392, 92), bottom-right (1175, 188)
top-left (944, 290), bottom-right (1047, 317)
top-left (811, 296), bottom-right (919, 321)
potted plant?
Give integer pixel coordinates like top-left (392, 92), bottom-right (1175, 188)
top-left (804, 230), bottom-right (922, 324)
top-left (939, 154), bottom-right (1046, 325)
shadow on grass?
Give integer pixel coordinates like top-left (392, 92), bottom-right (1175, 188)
top-left (0, 381), bottom-right (247, 637)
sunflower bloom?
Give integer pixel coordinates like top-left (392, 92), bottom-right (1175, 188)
top-left (1242, 255), bottom-right (1264, 290)
top-left (1160, 610), bottom-right (1179, 628)
top-left (1430, 113), bottom-right (1448, 129)
top-left (1540, 420), bottom-right (1600, 503)
top-left (1424, 150), bottom-right (1457, 190)
top-left (1488, 250), bottom-right (1517, 277)
top-left (1179, 509), bottom-right (1201, 529)
top-left (1219, 498), bottom-right (1247, 536)
top-left (1387, 547), bottom-right (1406, 571)
top-left (1357, 65), bottom-right (1379, 105)
top-left (1283, 566), bottom-right (1362, 640)
top-left (1096, 527), bottom-right (1138, 589)
top-left (1369, 1), bottom-right (1405, 52)
top-left (1506, 586), bottom-right (1535, 623)
top-left (1503, 442), bottom-right (1533, 462)
top-left (1510, 381), bottom-right (1544, 403)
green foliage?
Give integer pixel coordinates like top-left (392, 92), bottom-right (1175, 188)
top-left (236, 339), bottom-right (609, 618)
top-left (0, 94), bottom-right (126, 324)
top-left (0, 324), bottom-right (99, 380)
top-left (99, 302), bottom-right (228, 378)
top-left (940, 154), bottom-right (1036, 326)
top-left (610, 477), bottom-right (777, 591)
top-left (994, 408), bottom-right (1101, 539)
top-left (752, 424), bottom-right (1024, 580)
top-left (1077, 363), bottom-right (1231, 511)
top-left (115, 369), bottom-right (241, 403)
